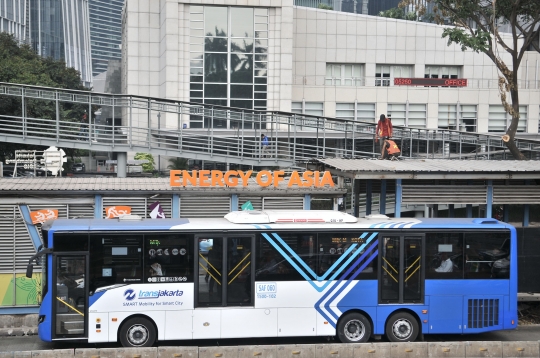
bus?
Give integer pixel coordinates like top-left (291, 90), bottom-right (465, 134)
top-left (26, 210), bottom-right (517, 347)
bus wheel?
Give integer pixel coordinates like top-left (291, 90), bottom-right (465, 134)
top-left (337, 312), bottom-right (371, 343)
top-left (386, 312), bottom-right (419, 342)
top-left (119, 317), bottom-right (156, 347)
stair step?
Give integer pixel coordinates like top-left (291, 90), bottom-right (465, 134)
top-left (65, 328), bottom-right (84, 335)
top-left (62, 320), bottom-right (84, 329)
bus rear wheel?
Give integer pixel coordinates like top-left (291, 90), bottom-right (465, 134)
top-left (119, 317), bottom-right (156, 347)
top-left (337, 312), bottom-right (371, 343)
top-left (385, 312), bottom-right (419, 342)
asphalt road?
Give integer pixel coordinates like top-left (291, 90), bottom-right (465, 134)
top-left (1, 325), bottom-right (540, 352)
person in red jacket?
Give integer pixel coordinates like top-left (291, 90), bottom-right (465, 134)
top-left (375, 114), bottom-right (393, 159)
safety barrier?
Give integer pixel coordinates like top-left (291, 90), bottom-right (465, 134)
top-left (2, 341), bottom-right (540, 358)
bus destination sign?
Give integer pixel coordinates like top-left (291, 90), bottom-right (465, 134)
top-left (393, 78), bottom-right (468, 87)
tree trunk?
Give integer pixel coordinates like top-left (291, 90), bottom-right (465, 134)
top-left (504, 86), bottom-right (526, 160)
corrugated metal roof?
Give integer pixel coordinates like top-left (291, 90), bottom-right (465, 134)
top-left (315, 158), bottom-right (540, 179)
top-left (0, 177), bottom-right (344, 195)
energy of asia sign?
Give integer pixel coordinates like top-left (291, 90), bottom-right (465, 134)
top-left (170, 170), bottom-right (335, 188)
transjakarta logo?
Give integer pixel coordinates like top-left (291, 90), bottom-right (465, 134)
top-left (137, 289), bottom-right (183, 299)
top-left (124, 289), bottom-right (136, 301)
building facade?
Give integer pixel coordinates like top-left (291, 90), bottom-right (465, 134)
top-left (0, 0), bottom-right (29, 43)
top-left (89, 0), bottom-right (123, 76)
top-left (29, 0), bottom-right (92, 86)
top-left (121, 0), bottom-right (540, 135)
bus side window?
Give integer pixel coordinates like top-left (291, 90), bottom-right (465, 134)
top-left (145, 234), bottom-right (193, 283)
top-left (464, 232), bottom-right (510, 279)
top-left (425, 232), bottom-right (463, 279)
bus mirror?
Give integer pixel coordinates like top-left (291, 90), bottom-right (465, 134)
top-left (26, 264), bottom-right (34, 278)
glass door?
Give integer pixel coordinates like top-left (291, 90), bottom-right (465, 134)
top-left (53, 255), bottom-right (87, 338)
top-left (379, 235), bottom-right (424, 304)
top-left (197, 235), bottom-right (253, 307)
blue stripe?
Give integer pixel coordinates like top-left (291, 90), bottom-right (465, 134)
top-left (19, 205), bottom-right (43, 250)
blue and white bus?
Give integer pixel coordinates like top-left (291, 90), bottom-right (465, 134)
top-left (26, 210), bottom-right (517, 347)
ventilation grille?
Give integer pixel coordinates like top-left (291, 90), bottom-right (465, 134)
top-left (102, 197), bottom-right (172, 218)
top-left (263, 197), bottom-right (304, 210)
top-left (180, 196), bottom-right (231, 218)
top-left (402, 185), bottom-right (486, 204)
top-left (0, 206), bottom-right (37, 272)
top-left (238, 196), bottom-right (263, 211)
top-left (468, 298), bottom-right (499, 328)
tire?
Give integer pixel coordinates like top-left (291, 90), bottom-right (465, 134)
top-left (119, 317), bottom-right (156, 347)
top-left (385, 312), bottom-right (419, 342)
top-left (337, 312), bottom-right (372, 343)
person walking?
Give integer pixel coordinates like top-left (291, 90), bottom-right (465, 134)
top-left (261, 134), bottom-right (269, 158)
top-left (375, 114), bottom-right (393, 159)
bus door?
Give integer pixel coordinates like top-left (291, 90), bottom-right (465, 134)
top-left (195, 235), bottom-right (254, 338)
top-left (379, 235), bottom-right (424, 304)
top-left (53, 254), bottom-right (88, 338)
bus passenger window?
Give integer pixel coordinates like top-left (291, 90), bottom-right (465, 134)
top-left (425, 233), bottom-right (463, 279)
top-left (89, 234), bottom-right (143, 292)
top-left (145, 234), bottom-right (193, 283)
top-left (464, 232), bottom-right (510, 279)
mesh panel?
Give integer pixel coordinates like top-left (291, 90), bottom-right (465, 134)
top-left (180, 196), bottom-right (230, 217)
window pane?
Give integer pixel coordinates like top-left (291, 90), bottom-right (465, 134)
top-left (231, 84), bottom-right (253, 99)
top-left (230, 100), bottom-right (253, 109)
top-left (204, 53), bottom-right (228, 82)
top-left (231, 8), bottom-right (254, 38)
top-left (205, 37), bottom-right (228, 52)
top-left (231, 54), bottom-right (253, 83)
top-left (145, 234), bottom-right (193, 283)
top-left (205, 84), bottom-right (227, 98)
top-left (205, 6), bottom-right (228, 36)
top-left (464, 232), bottom-right (510, 279)
top-left (231, 38), bottom-right (253, 53)
top-left (426, 232), bottom-right (463, 279)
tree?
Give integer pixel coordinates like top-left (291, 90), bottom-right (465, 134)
top-left (134, 153), bottom-right (155, 172)
top-left (0, 33), bottom-right (89, 162)
top-left (399, 0), bottom-right (540, 160)
top-left (379, 7), bottom-right (418, 21)
top-left (167, 157), bottom-right (189, 170)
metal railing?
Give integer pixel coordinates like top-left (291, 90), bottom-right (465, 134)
top-left (1, 82), bottom-right (540, 167)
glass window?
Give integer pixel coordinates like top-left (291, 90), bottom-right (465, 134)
top-left (205, 37), bottom-right (228, 52)
top-left (438, 104), bottom-right (458, 130)
top-left (357, 103), bottom-right (376, 123)
top-left (464, 232), bottom-right (510, 279)
top-left (231, 84), bottom-right (253, 99)
top-left (326, 63), bottom-right (364, 86)
top-left (204, 7), bottom-right (228, 37)
top-left (205, 84), bottom-right (227, 98)
top-left (336, 103), bottom-right (355, 120)
top-left (387, 103), bottom-right (406, 127)
top-left (305, 102), bottom-right (324, 117)
top-left (54, 233), bottom-right (88, 252)
top-left (89, 234), bottom-right (143, 292)
top-left (376, 65), bottom-right (413, 86)
top-left (426, 232), bottom-right (463, 279)
top-left (204, 53), bottom-right (228, 82)
top-left (408, 104), bottom-right (427, 128)
top-left (461, 105), bottom-right (477, 132)
top-left (145, 234), bottom-right (193, 283)
top-left (231, 8), bottom-right (254, 38)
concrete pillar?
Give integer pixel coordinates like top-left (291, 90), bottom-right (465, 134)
top-left (117, 152), bottom-right (127, 178)
top-left (366, 179), bottom-right (372, 216)
top-left (380, 179), bottom-right (387, 215)
top-left (486, 179), bottom-right (493, 218)
top-left (304, 194), bottom-right (311, 210)
top-left (394, 179), bottom-right (402, 218)
top-left (172, 194), bottom-right (180, 218)
top-left (353, 179), bottom-right (360, 217)
top-left (231, 194), bottom-right (239, 212)
top-left (94, 194), bottom-right (103, 218)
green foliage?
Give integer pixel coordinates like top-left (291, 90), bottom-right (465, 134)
top-left (134, 153), bottom-right (155, 172)
top-left (379, 7), bottom-right (407, 20)
top-left (167, 157), bottom-right (189, 170)
top-left (0, 33), bottom-right (90, 162)
top-left (442, 28), bottom-right (491, 53)
top-left (318, 3), bottom-right (333, 10)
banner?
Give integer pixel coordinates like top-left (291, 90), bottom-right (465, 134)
top-left (30, 209), bottom-right (58, 224)
top-left (105, 206), bottom-right (131, 219)
top-left (148, 201), bottom-right (165, 219)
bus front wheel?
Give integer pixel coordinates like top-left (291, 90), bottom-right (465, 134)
top-left (119, 317), bottom-right (156, 347)
top-left (385, 312), bottom-right (419, 342)
top-left (337, 312), bottom-right (371, 343)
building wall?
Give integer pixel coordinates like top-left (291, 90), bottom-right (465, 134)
top-left (121, 1), bottom-right (540, 134)
top-left (89, 0), bottom-right (123, 77)
top-left (0, 0), bottom-right (29, 43)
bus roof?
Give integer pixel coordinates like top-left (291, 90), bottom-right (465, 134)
top-left (43, 211), bottom-right (514, 232)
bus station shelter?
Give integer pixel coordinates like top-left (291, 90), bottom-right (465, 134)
top-left (309, 158), bottom-right (540, 226)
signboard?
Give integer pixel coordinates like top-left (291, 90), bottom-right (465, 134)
top-left (105, 206), bottom-right (132, 219)
top-left (30, 209), bottom-right (59, 224)
top-left (170, 170), bottom-right (335, 188)
top-left (4, 146), bottom-right (67, 177)
top-left (393, 78), bottom-right (468, 87)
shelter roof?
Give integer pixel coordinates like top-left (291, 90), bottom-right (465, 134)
top-left (313, 158), bottom-right (540, 180)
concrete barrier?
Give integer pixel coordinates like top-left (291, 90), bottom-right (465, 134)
top-left (13, 352), bottom-right (32, 358)
top-left (198, 346), bottom-right (238, 358)
top-left (237, 345), bottom-right (276, 358)
top-left (31, 350), bottom-right (74, 358)
top-left (314, 343), bottom-right (353, 358)
top-left (390, 342), bottom-right (428, 358)
top-left (428, 342), bottom-right (466, 357)
top-left (465, 341), bottom-right (503, 358)
top-left (502, 341), bottom-right (540, 358)
top-left (157, 346), bottom-right (198, 358)
top-left (352, 342), bottom-right (391, 357)
top-left (276, 344), bottom-right (315, 357)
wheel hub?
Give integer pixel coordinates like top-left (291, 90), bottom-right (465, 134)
top-left (344, 320), bottom-right (365, 341)
top-left (128, 325), bottom-right (148, 346)
top-left (393, 318), bottom-right (412, 340)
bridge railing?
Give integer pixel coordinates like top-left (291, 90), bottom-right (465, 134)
top-left (1, 82), bottom-right (540, 164)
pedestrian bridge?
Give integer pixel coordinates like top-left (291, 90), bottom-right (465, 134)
top-left (1, 82), bottom-right (539, 170)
